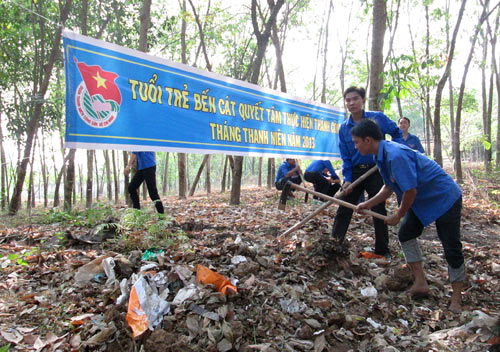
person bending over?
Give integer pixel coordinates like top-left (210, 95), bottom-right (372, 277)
top-left (304, 160), bottom-right (341, 201)
top-left (125, 151), bottom-right (164, 214)
top-left (275, 158), bottom-right (302, 197)
top-left (353, 119), bottom-right (464, 313)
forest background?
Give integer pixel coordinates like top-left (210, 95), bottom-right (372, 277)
top-left (1, 0), bottom-right (499, 213)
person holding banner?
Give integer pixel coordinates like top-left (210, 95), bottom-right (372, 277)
top-left (304, 160), bottom-right (341, 201)
top-left (332, 86), bottom-right (403, 259)
top-left (275, 159), bottom-right (302, 198)
top-left (125, 152), bottom-right (164, 214)
top-left (352, 118), bottom-right (464, 313)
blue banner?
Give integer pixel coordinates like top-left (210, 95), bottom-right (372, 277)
top-left (63, 30), bottom-right (344, 159)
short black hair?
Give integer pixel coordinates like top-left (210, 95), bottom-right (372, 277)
top-left (343, 86), bottom-right (366, 99)
top-left (350, 118), bottom-right (383, 141)
top-left (398, 116), bottom-right (411, 125)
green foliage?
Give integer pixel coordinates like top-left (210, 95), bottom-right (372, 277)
top-left (114, 208), bottom-right (188, 252)
top-left (38, 203), bottom-right (114, 227)
top-left (0, 344), bottom-right (11, 352)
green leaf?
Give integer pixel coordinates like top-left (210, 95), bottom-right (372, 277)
top-left (0, 344), bottom-right (12, 352)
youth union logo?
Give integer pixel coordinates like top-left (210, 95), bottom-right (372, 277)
top-left (74, 58), bottom-right (122, 128)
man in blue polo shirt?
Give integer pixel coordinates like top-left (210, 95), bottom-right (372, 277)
top-left (352, 119), bottom-right (464, 313)
top-left (275, 159), bottom-right (302, 197)
top-left (304, 160), bottom-right (341, 200)
top-left (125, 151), bottom-right (164, 214)
top-left (332, 86), bottom-right (403, 258)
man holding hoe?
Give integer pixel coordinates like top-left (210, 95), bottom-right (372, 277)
top-left (352, 118), bottom-right (465, 313)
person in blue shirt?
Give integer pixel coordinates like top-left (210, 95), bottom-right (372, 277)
top-left (352, 119), bottom-right (464, 313)
top-left (332, 86), bottom-right (403, 258)
top-left (275, 159), bottom-right (302, 197)
top-left (304, 160), bottom-right (341, 201)
top-left (125, 151), bottom-right (164, 214)
top-left (398, 117), bottom-right (425, 153)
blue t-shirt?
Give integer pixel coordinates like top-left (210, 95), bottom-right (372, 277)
top-left (375, 140), bottom-right (461, 227)
top-left (305, 160), bottom-right (339, 180)
top-left (339, 111), bottom-right (403, 182)
top-left (401, 133), bottom-right (425, 153)
top-left (133, 152), bottom-right (156, 170)
top-left (275, 160), bottom-right (298, 183)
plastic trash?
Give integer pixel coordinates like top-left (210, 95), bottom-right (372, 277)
top-left (142, 248), bottom-right (164, 261)
top-left (74, 253), bottom-right (115, 287)
top-left (279, 298), bottom-right (307, 314)
top-left (360, 286), bottom-right (378, 298)
top-left (231, 255), bottom-right (247, 265)
top-left (172, 283), bottom-right (198, 305)
top-left (196, 264), bottom-right (237, 295)
top-left (125, 276), bottom-right (171, 338)
top-left (102, 257), bottom-right (118, 287)
top-left (367, 317), bottom-right (382, 329)
top-left (116, 278), bottom-right (129, 305)
top-left (357, 252), bottom-right (385, 260)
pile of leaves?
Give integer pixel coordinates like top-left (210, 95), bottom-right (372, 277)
top-left (0, 180), bottom-right (499, 351)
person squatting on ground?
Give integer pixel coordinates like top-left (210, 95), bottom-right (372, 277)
top-left (125, 151), bottom-right (164, 214)
top-left (275, 159), bottom-right (302, 198)
top-left (352, 119), bottom-right (465, 313)
top-left (304, 160), bottom-right (341, 201)
top-left (332, 86), bottom-right (403, 258)
top-left (398, 116), bottom-right (425, 153)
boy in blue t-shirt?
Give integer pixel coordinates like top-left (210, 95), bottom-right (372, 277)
top-left (125, 151), bottom-right (164, 214)
top-left (304, 160), bottom-right (341, 200)
top-left (351, 119), bottom-right (464, 313)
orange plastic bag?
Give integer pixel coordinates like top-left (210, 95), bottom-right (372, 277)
top-left (196, 264), bottom-right (237, 295)
top-left (357, 251), bottom-right (385, 260)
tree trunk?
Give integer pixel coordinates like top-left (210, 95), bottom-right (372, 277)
top-left (86, 150), bottom-right (94, 208)
top-left (221, 156), bottom-right (228, 193)
top-left (321, 1), bottom-right (333, 103)
top-left (0, 94), bottom-right (7, 209)
top-left (8, 0), bottom-right (73, 214)
top-left (39, 131), bottom-right (48, 208)
top-left (95, 154), bottom-right (100, 201)
top-left (205, 155), bottom-right (211, 194)
top-left (454, 0), bottom-right (490, 183)
top-left (112, 150), bottom-right (119, 204)
top-left (189, 154), bottom-right (209, 196)
top-left (432, 0), bottom-right (467, 166)
top-left (368, 0), bottom-right (387, 112)
top-left (178, 153), bottom-right (187, 199)
top-left (103, 150), bottom-right (112, 201)
top-left (162, 152), bottom-right (169, 195)
top-left (64, 149), bottom-right (76, 210)
top-left (258, 157), bottom-right (263, 187)
top-left (123, 151), bottom-right (131, 205)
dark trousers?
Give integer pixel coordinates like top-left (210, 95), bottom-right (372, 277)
top-left (128, 166), bottom-right (164, 214)
top-left (399, 197), bottom-right (464, 269)
top-left (304, 171), bottom-right (341, 200)
top-left (275, 176), bottom-right (301, 191)
top-left (331, 167), bottom-right (389, 255)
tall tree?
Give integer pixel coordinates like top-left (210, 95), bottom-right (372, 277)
top-left (178, 0), bottom-right (188, 200)
top-left (9, 0), bottom-right (73, 214)
top-left (368, 0), bottom-right (387, 112)
top-left (432, 0), bottom-right (467, 166)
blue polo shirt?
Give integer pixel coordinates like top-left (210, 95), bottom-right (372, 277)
top-left (401, 133), bottom-right (425, 153)
top-left (375, 140), bottom-right (461, 227)
top-left (133, 152), bottom-right (156, 170)
top-left (275, 160), bottom-right (298, 183)
top-left (339, 111), bottom-right (403, 182)
top-left (305, 160), bottom-right (339, 180)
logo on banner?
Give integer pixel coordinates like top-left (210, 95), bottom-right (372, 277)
top-left (74, 58), bottom-right (122, 128)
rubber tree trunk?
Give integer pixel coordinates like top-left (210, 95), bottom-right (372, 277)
top-left (368, 0), bottom-right (386, 112)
